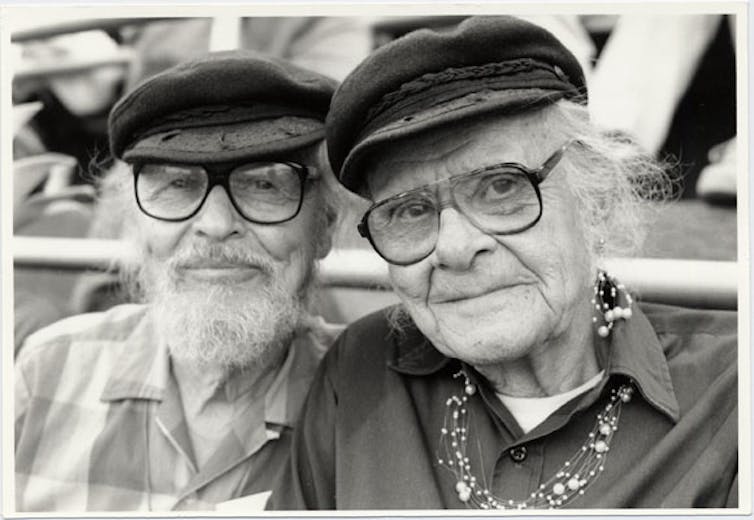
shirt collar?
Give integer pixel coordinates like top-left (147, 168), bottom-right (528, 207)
top-left (602, 304), bottom-right (680, 422)
top-left (99, 309), bottom-right (339, 426)
top-left (265, 316), bottom-right (339, 427)
top-left (192, 316), bottom-right (338, 466)
top-left (388, 304), bottom-right (680, 423)
top-left (100, 307), bottom-right (168, 402)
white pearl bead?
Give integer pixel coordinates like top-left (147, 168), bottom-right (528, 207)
top-left (598, 325), bottom-right (610, 338)
top-left (594, 440), bottom-right (608, 453)
top-left (458, 489), bottom-right (471, 502)
top-left (599, 423), bottom-right (612, 436)
top-left (567, 478), bottom-right (580, 491)
top-left (465, 384), bottom-right (476, 396)
top-left (604, 310), bottom-right (615, 322)
top-left (613, 306), bottom-right (623, 319)
top-left (553, 483), bottom-right (565, 495)
top-left (623, 308), bottom-right (632, 319)
top-left (455, 481), bottom-right (468, 493)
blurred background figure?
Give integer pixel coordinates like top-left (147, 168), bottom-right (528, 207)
top-left (126, 17), bottom-right (371, 87)
top-left (13, 16), bottom-right (372, 177)
top-left (12, 28), bottom-right (128, 173)
top-left (588, 14), bottom-right (736, 202)
top-left (12, 102), bottom-right (67, 354)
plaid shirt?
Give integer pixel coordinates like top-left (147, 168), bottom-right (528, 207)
top-left (15, 303), bottom-right (341, 512)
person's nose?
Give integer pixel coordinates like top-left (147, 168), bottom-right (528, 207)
top-left (191, 185), bottom-right (245, 240)
top-left (430, 207), bottom-right (497, 271)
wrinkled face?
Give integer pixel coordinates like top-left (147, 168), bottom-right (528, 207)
top-left (131, 144), bottom-right (332, 369)
top-left (365, 113), bottom-right (594, 366)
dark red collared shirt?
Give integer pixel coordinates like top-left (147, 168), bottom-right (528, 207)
top-left (270, 301), bottom-right (738, 510)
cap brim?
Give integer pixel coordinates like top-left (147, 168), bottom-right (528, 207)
top-left (339, 88), bottom-right (567, 192)
top-left (122, 116), bottom-right (324, 164)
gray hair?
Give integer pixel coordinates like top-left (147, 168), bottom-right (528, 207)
top-left (540, 100), bottom-right (677, 261)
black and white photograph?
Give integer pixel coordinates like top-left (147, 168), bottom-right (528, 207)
top-left (2, 2), bottom-right (748, 516)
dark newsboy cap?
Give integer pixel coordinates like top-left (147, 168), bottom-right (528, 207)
top-left (109, 50), bottom-right (338, 163)
top-left (327, 16), bottom-right (587, 192)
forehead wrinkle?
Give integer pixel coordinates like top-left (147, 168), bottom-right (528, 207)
top-left (367, 132), bottom-right (478, 197)
top-left (366, 109), bottom-right (563, 198)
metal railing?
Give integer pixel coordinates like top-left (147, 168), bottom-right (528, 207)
top-left (12, 237), bottom-right (739, 310)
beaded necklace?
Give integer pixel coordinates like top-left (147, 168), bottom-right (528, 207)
top-left (438, 370), bottom-right (634, 509)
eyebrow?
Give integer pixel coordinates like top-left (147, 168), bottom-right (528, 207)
top-left (373, 160), bottom-right (532, 204)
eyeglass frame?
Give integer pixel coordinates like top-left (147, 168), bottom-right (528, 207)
top-left (131, 160), bottom-right (313, 225)
top-left (357, 140), bottom-right (576, 266)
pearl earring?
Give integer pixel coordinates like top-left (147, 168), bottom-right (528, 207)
top-left (592, 270), bottom-right (633, 338)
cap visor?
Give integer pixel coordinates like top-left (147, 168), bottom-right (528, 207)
top-left (123, 116), bottom-right (324, 164)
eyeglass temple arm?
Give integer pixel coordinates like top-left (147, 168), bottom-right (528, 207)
top-left (536, 139), bottom-right (581, 181)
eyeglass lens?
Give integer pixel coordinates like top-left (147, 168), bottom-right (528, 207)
top-left (366, 167), bottom-right (541, 265)
top-left (136, 162), bottom-right (304, 223)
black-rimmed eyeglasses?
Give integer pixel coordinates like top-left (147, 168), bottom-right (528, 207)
top-left (357, 141), bottom-right (575, 266)
top-left (133, 161), bottom-right (311, 224)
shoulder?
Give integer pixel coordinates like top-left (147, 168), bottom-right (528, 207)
top-left (638, 301), bottom-right (737, 397)
top-left (337, 306), bottom-right (397, 345)
top-left (639, 301), bottom-right (737, 338)
top-left (319, 306), bottom-right (398, 376)
top-left (333, 305), bottom-right (400, 355)
top-left (18, 304), bottom-right (150, 369)
top-left (639, 302), bottom-right (737, 360)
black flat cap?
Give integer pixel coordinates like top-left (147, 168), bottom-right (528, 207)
top-left (109, 50), bottom-right (338, 163)
top-left (327, 16), bottom-right (587, 192)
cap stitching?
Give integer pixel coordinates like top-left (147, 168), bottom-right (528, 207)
top-left (365, 58), bottom-right (569, 124)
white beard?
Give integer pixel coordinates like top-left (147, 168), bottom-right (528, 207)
top-left (143, 242), bottom-right (309, 370)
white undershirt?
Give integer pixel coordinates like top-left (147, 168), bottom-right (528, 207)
top-left (496, 370), bottom-right (605, 434)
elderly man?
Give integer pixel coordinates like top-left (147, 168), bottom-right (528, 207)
top-left (15, 51), bottom-right (341, 512)
top-left (270, 17), bottom-right (737, 509)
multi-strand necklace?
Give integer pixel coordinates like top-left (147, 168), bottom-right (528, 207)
top-left (438, 370), bottom-right (634, 509)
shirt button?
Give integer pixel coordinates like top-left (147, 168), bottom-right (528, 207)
top-left (509, 445), bottom-right (527, 462)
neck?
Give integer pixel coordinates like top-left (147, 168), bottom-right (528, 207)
top-left (171, 348), bottom-right (287, 413)
top-left (474, 298), bottom-right (600, 397)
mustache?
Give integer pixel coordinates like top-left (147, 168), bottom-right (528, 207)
top-left (165, 242), bottom-right (276, 276)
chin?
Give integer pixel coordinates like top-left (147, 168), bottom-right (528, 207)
top-left (429, 320), bottom-right (534, 365)
top-left (453, 336), bottom-right (531, 365)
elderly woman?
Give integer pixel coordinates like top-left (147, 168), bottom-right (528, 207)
top-left (270, 16), bottom-right (738, 510)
